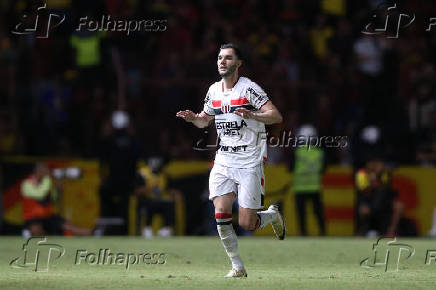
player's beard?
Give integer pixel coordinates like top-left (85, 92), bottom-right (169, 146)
top-left (219, 63), bottom-right (237, 77)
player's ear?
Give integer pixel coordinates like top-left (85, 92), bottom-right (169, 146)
top-left (237, 59), bottom-right (242, 69)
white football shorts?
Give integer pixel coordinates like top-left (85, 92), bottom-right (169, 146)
top-left (209, 162), bottom-right (265, 209)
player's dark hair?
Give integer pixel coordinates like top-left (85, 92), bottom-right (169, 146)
top-left (220, 43), bottom-right (243, 61)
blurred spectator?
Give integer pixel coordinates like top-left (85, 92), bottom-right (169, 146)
top-left (310, 14), bottom-right (333, 61)
top-left (135, 156), bottom-right (177, 238)
top-left (70, 28), bottom-right (104, 89)
top-left (355, 159), bottom-right (406, 237)
top-left (291, 125), bottom-right (326, 236)
top-left (21, 162), bottom-right (91, 236)
top-left (0, 114), bottom-right (20, 154)
top-left (98, 111), bottom-right (141, 235)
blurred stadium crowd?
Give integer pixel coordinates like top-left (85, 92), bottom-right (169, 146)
top-left (0, 0), bottom-right (435, 168)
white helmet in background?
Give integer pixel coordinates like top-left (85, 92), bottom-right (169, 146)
top-left (361, 126), bottom-right (380, 144)
top-left (297, 124), bottom-right (318, 138)
top-left (111, 111), bottom-right (130, 129)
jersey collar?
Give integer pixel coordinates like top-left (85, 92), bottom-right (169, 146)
top-left (221, 77), bottom-right (241, 92)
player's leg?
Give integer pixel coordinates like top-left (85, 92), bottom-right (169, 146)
top-left (213, 193), bottom-right (247, 277)
top-left (209, 164), bottom-right (246, 277)
top-left (238, 207), bottom-right (259, 230)
top-left (237, 165), bottom-right (286, 239)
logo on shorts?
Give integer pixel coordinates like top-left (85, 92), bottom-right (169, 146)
top-left (10, 237), bottom-right (65, 272)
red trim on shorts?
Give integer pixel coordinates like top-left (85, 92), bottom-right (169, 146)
top-left (215, 213), bottom-right (232, 219)
top-left (261, 177), bottom-right (264, 186)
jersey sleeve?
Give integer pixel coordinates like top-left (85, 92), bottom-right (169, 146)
top-left (202, 87), bottom-right (215, 116)
top-left (246, 82), bottom-right (269, 110)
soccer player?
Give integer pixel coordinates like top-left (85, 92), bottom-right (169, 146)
top-left (176, 43), bottom-right (286, 278)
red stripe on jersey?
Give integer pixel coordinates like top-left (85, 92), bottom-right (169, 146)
top-left (261, 177), bottom-right (264, 186)
top-left (231, 97), bottom-right (249, 106)
top-left (212, 100), bottom-right (221, 108)
top-left (215, 213), bottom-right (232, 219)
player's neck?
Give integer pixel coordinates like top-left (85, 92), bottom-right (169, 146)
top-left (222, 74), bottom-right (239, 91)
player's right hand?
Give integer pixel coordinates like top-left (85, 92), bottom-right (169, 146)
top-left (176, 110), bottom-right (196, 122)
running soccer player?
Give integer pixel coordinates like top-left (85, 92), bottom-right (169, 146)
top-left (176, 43), bottom-right (285, 278)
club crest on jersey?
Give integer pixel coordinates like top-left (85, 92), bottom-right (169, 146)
top-left (221, 99), bottom-right (231, 114)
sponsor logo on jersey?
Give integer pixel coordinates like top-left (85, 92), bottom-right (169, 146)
top-left (216, 120), bottom-right (247, 136)
top-left (247, 87), bottom-right (267, 104)
top-left (219, 145), bottom-right (248, 152)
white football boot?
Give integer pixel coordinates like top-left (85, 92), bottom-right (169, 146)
top-left (269, 204), bottom-right (286, 240)
top-left (225, 268), bottom-right (248, 278)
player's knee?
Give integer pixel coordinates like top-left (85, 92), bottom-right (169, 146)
top-left (215, 208), bottom-right (229, 215)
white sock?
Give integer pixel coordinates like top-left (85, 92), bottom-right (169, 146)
top-left (257, 208), bottom-right (278, 229)
top-left (216, 213), bottom-right (244, 270)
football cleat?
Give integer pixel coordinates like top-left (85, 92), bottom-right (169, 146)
top-left (269, 204), bottom-right (286, 240)
top-left (224, 268), bottom-right (248, 278)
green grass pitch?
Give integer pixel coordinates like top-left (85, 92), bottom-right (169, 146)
top-left (1, 236), bottom-right (436, 289)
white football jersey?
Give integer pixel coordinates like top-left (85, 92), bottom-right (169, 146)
top-left (203, 77), bottom-right (269, 168)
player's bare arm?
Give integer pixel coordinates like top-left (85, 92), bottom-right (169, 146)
top-left (176, 110), bottom-right (214, 128)
top-left (234, 100), bottom-right (283, 125)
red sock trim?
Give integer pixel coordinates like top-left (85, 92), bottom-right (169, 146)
top-left (215, 213), bottom-right (232, 219)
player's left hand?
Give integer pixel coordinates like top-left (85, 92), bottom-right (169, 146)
top-left (234, 108), bottom-right (255, 119)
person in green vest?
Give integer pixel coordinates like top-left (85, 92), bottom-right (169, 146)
top-left (291, 125), bottom-right (326, 236)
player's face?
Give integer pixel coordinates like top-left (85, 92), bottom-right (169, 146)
top-left (217, 48), bottom-right (241, 77)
